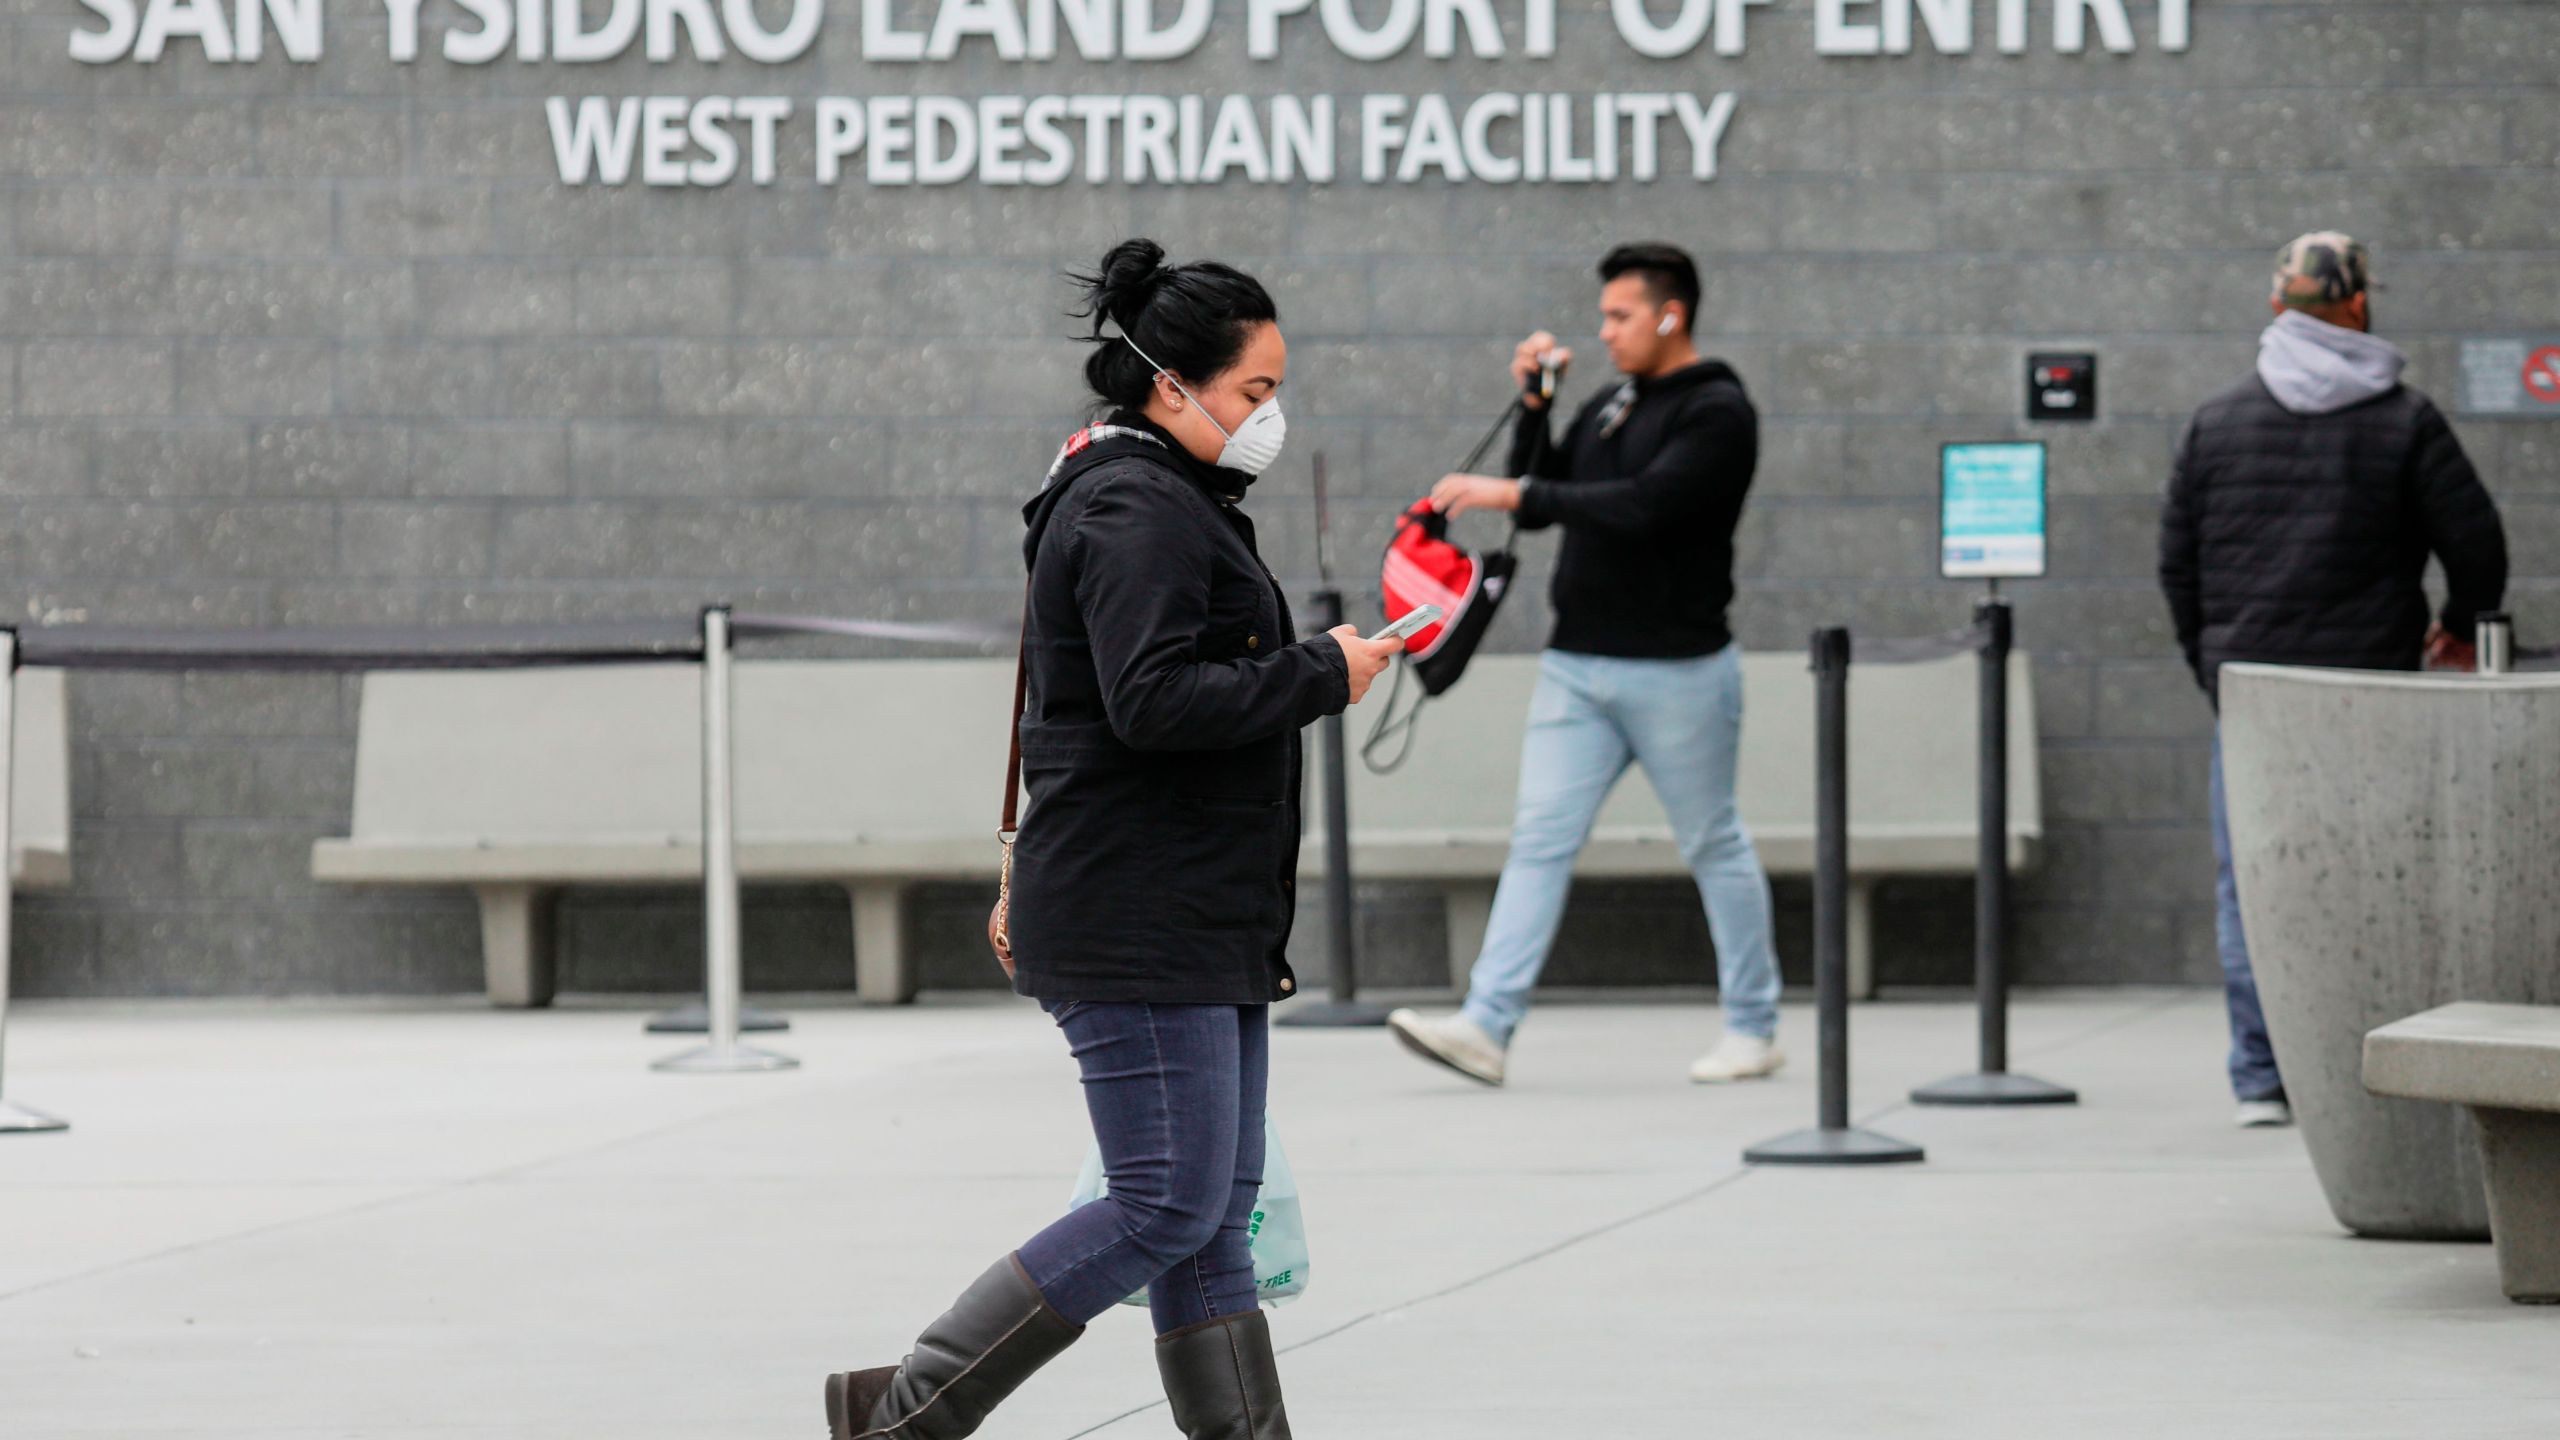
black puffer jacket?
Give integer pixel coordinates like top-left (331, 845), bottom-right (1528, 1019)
top-left (1007, 415), bottom-right (1349, 1006)
top-left (2159, 376), bottom-right (2507, 700)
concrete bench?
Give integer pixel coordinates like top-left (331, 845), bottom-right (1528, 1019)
top-left (311, 660), bottom-right (1016, 1007)
top-left (10, 669), bottom-right (72, 891)
top-left (312, 649), bottom-right (2031, 1007)
top-left (1305, 651), bottom-right (2038, 996)
top-left (2364, 1003), bottom-right (2560, 1303)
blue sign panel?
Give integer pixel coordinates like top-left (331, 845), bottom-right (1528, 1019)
top-left (1940, 442), bottom-right (2047, 580)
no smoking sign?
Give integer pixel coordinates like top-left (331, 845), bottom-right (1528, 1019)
top-left (2525, 346), bottom-right (2560, 406)
top-left (2461, 337), bottom-right (2560, 416)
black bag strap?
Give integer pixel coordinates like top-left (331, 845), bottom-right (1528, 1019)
top-left (1358, 658), bottom-right (1429, 775)
top-left (1001, 582), bottom-right (1027, 837)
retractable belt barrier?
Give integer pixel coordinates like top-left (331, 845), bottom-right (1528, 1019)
top-left (1743, 626), bottom-right (1924, 1167)
top-left (1715, 599), bottom-right (2540, 1161)
top-left (0, 609), bottom-right (1011, 1133)
top-left (1280, 451), bottom-right (1394, 1029)
top-left (8, 614), bottom-right (999, 672)
top-left (14, 620), bottom-right (698, 672)
top-left (1744, 597), bottom-right (2091, 1165)
top-left (1845, 620), bottom-right (1992, 666)
top-left (1910, 597), bottom-right (2077, 1108)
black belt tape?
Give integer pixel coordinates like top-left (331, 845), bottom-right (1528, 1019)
top-left (9, 613), bottom-right (1010, 673)
top-left (1850, 621), bottom-right (1995, 667)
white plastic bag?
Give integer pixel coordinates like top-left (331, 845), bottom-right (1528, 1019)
top-left (1068, 1113), bottom-right (1310, 1308)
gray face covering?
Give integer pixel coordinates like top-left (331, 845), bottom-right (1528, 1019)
top-left (1116, 329), bottom-right (1288, 476)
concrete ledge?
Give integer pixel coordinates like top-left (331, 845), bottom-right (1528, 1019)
top-left (2365, 1003), bottom-right (2560, 1112)
top-left (11, 668), bottom-right (72, 891)
top-left (13, 847), bottom-right (71, 889)
top-left (2365, 1002), bottom-right (2560, 1304)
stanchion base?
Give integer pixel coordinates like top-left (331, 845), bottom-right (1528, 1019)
top-left (651, 1044), bottom-right (800, 1074)
top-left (0, 1099), bottom-right (70, 1133)
top-left (1274, 999), bottom-right (1393, 1028)
top-left (1909, 1070), bottom-right (2078, 1107)
top-left (1743, 1126), bottom-right (1925, 1166)
top-left (643, 1003), bottom-right (790, 1034)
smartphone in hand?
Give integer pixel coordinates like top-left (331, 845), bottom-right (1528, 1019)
top-left (1370, 604), bottom-right (1443, 644)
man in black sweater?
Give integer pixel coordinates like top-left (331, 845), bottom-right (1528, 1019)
top-left (1386, 243), bottom-right (1782, 1089)
top-left (2159, 231), bottom-right (2508, 1129)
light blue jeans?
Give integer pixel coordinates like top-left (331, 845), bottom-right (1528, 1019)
top-left (1459, 646), bottom-right (1783, 1045)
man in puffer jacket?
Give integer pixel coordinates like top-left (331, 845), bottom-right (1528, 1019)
top-left (2158, 231), bottom-right (2509, 1130)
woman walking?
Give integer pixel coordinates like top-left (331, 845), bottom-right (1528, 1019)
top-left (823, 240), bottom-right (1399, 1440)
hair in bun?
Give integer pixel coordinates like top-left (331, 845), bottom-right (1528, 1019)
top-left (1071, 238), bottom-right (1277, 413)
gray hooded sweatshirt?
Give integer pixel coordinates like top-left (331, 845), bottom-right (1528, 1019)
top-left (2255, 310), bottom-right (2405, 416)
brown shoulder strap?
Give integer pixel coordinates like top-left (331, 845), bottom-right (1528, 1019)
top-left (1001, 582), bottom-right (1029, 835)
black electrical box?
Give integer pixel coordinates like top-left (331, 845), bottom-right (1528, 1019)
top-left (2027, 352), bottom-right (2098, 421)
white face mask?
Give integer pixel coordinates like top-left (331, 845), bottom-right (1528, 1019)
top-left (1119, 329), bottom-right (1287, 476)
top-left (1201, 393), bottom-right (1286, 476)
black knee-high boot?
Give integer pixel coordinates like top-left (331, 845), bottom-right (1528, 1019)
top-left (1155, 1309), bottom-right (1291, 1439)
top-left (824, 1255), bottom-right (1083, 1440)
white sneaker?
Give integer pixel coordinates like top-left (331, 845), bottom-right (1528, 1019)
top-left (1387, 1009), bottom-right (1507, 1087)
top-left (1689, 1032), bottom-right (1784, 1084)
top-left (2234, 1098), bottom-right (2294, 1129)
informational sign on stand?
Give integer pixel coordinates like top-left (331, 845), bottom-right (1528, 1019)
top-left (2459, 338), bottom-right (2560, 417)
top-left (1939, 442), bottom-right (2048, 581)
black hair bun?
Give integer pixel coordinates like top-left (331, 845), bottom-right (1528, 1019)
top-left (1085, 239), bottom-right (1167, 328)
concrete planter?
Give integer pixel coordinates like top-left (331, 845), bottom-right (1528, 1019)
top-left (2219, 664), bottom-right (2560, 1239)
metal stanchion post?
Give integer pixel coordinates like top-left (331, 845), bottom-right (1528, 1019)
top-left (1277, 585), bottom-right (1390, 1029)
top-left (1280, 454), bottom-right (1386, 1028)
top-left (645, 600), bottom-right (787, 1036)
top-left (1912, 596), bottom-right (2074, 1107)
top-left (0, 630), bottom-right (66, 1134)
top-left (655, 606), bottom-right (797, 1074)
top-left (1746, 628), bottom-right (1922, 1166)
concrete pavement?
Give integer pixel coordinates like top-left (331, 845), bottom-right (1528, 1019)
top-left (0, 988), bottom-right (2550, 1438)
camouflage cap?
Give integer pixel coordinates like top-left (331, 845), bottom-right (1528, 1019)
top-left (2273, 231), bottom-right (2373, 309)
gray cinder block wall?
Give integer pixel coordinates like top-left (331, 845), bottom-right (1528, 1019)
top-left (2, 1), bottom-right (2555, 997)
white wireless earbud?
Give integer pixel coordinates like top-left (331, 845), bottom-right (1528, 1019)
top-left (1657, 312), bottom-right (1678, 337)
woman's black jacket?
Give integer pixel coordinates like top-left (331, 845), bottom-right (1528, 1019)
top-left (1006, 414), bottom-right (1349, 1006)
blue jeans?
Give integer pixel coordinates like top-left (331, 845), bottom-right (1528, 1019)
top-left (1016, 1001), bottom-right (1267, 1334)
top-left (2209, 737), bottom-right (2285, 1102)
top-left (1460, 646), bottom-right (1783, 1046)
